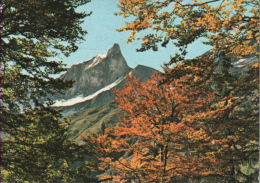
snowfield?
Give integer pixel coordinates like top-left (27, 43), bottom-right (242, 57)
top-left (232, 56), bottom-right (257, 68)
top-left (85, 54), bottom-right (107, 70)
top-left (52, 76), bottom-right (123, 107)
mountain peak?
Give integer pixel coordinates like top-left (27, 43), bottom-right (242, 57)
top-left (107, 43), bottom-right (121, 56)
top-left (132, 64), bottom-right (158, 81)
top-left (56, 43), bottom-right (130, 101)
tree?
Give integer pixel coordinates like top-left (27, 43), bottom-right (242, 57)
top-left (115, 0), bottom-right (258, 58)
top-left (1, 0), bottom-right (97, 181)
top-left (1, 112), bottom-right (96, 182)
top-left (114, 0), bottom-right (259, 182)
top-left (82, 58), bottom-right (222, 182)
top-left (185, 61), bottom-right (259, 183)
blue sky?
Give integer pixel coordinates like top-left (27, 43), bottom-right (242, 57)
top-left (59, 0), bottom-right (213, 72)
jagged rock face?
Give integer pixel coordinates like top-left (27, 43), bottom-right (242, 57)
top-left (59, 43), bottom-right (130, 100)
top-left (52, 44), bottom-right (159, 116)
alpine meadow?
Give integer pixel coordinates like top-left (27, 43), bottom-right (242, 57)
top-left (1, 0), bottom-right (259, 183)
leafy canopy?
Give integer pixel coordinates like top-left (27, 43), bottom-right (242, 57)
top-left (1, 0), bottom-right (98, 182)
top-left (116, 0), bottom-right (258, 59)
top-left (88, 0), bottom-right (259, 182)
top-left (82, 58), bottom-right (221, 182)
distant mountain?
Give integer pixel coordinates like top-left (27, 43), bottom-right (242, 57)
top-left (56, 43), bottom-right (130, 101)
top-left (50, 42), bottom-right (258, 143)
top-left (51, 43), bottom-right (158, 117)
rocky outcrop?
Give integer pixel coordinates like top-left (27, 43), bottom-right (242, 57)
top-left (59, 43), bottom-right (131, 100)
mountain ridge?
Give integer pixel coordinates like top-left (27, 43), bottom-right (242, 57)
top-left (51, 43), bottom-right (159, 116)
top-left (53, 43), bottom-right (257, 119)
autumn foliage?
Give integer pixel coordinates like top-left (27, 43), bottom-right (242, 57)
top-left (83, 54), bottom-right (259, 182)
top-left (80, 0), bottom-right (260, 182)
top-left (83, 58), bottom-right (224, 182)
top-left (111, 0), bottom-right (259, 182)
top-left (116, 0), bottom-right (258, 59)
top-left (187, 61), bottom-right (259, 182)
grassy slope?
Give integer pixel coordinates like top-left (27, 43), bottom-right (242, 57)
top-left (67, 100), bottom-right (121, 144)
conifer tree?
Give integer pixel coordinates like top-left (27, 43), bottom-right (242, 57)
top-left (1, 0), bottom-right (97, 181)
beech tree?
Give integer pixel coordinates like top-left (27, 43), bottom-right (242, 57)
top-left (83, 58), bottom-right (222, 182)
top-left (115, 0), bottom-right (258, 58)
top-left (113, 0), bottom-right (259, 182)
top-left (1, 0), bottom-right (97, 181)
top-left (184, 62), bottom-right (259, 182)
top-left (80, 0), bottom-right (260, 182)
top-left (84, 61), bottom-right (258, 183)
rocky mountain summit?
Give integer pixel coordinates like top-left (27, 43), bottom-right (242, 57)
top-left (52, 43), bottom-right (158, 116)
top-left (59, 43), bottom-right (130, 100)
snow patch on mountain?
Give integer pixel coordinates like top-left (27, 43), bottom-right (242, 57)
top-left (98, 54), bottom-right (107, 59)
top-left (52, 76), bottom-right (123, 107)
top-left (232, 56), bottom-right (257, 68)
top-left (85, 54), bottom-right (107, 70)
top-left (72, 58), bottom-right (93, 66)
